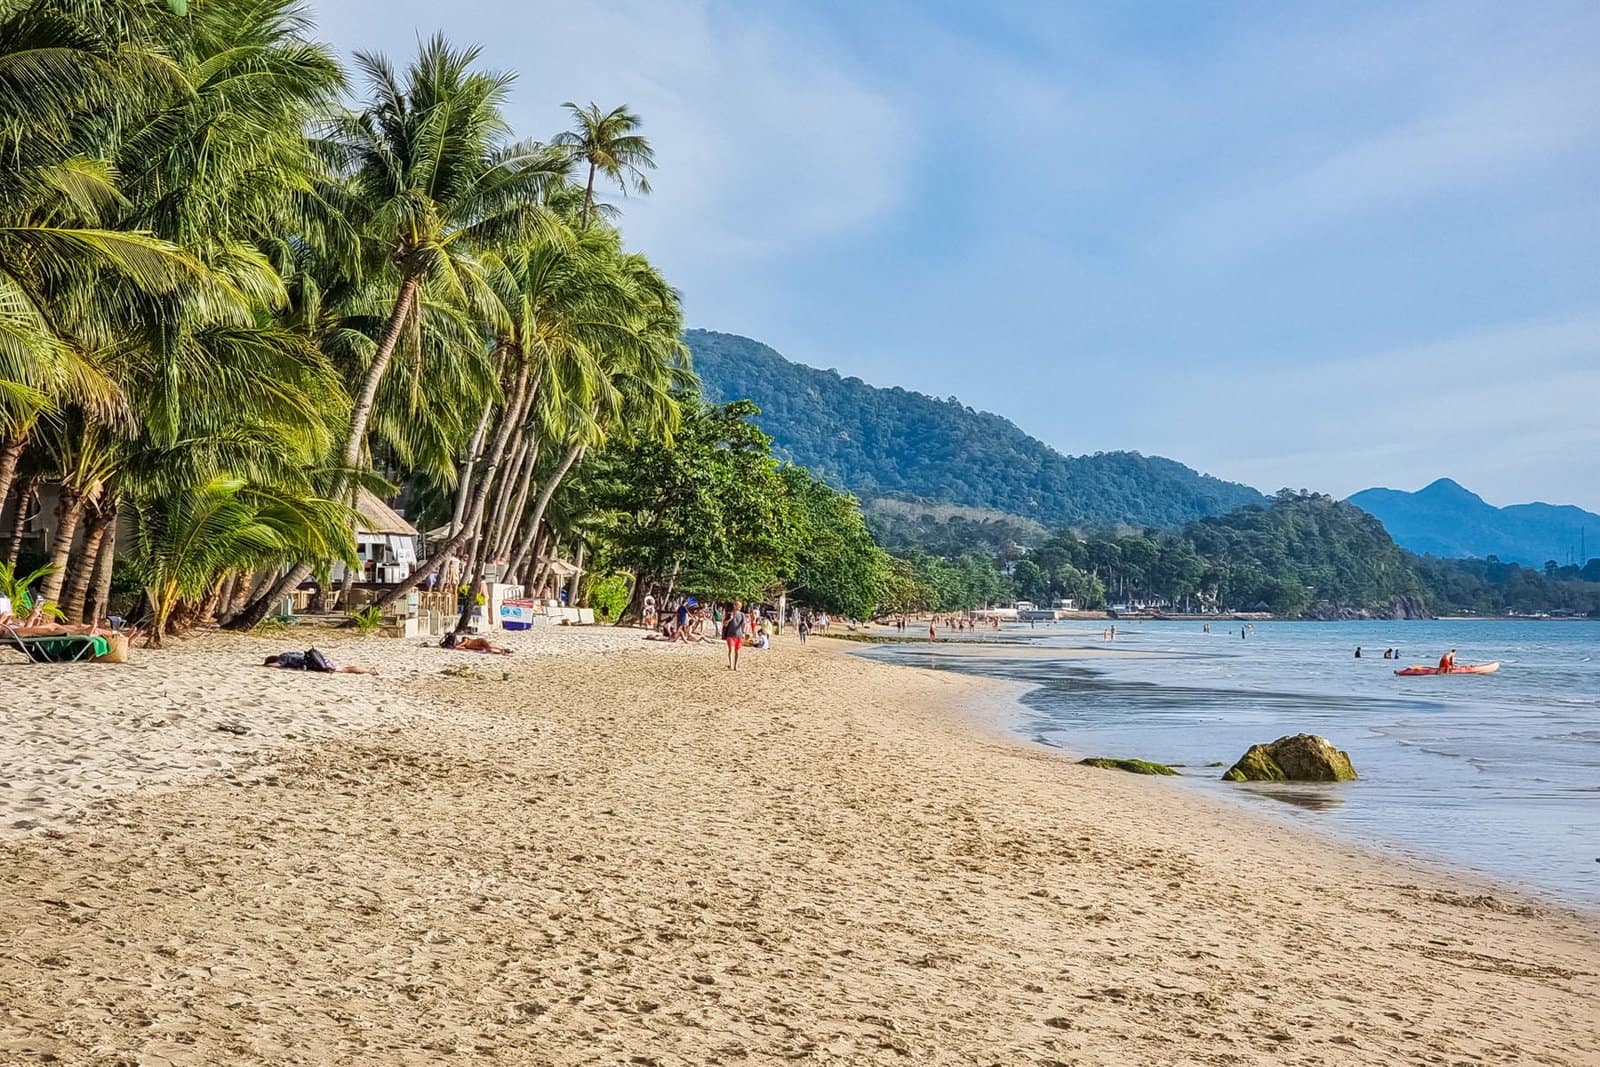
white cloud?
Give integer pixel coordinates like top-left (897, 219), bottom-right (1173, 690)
top-left (311, 0), bottom-right (915, 303)
top-left (1166, 312), bottom-right (1600, 508)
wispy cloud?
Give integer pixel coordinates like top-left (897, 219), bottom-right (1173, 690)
top-left (311, 0), bottom-right (1600, 511)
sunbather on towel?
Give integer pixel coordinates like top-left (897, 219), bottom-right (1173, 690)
top-left (262, 648), bottom-right (377, 675)
top-left (440, 632), bottom-right (512, 655)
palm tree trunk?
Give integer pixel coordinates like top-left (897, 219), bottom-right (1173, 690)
top-left (451, 541), bottom-right (489, 635)
top-left (581, 162), bottom-right (597, 228)
top-left (371, 363), bottom-right (530, 613)
top-left (219, 567), bottom-right (265, 623)
top-left (225, 561), bottom-right (312, 630)
top-left (518, 529), bottom-right (547, 590)
top-left (343, 273), bottom-right (420, 470)
top-left (38, 484), bottom-right (86, 604)
top-left (83, 513), bottom-right (117, 625)
top-left (215, 571), bottom-right (237, 622)
top-left (485, 435), bottom-right (531, 559)
top-left (517, 439), bottom-right (584, 576)
top-left (505, 504), bottom-right (541, 580)
top-left (239, 275), bottom-right (416, 629)
top-left (450, 403), bottom-right (493, 537)
top-left (4, 475), bottom-right (37, 566)
top-left (495, 440), bottom-right (541, 560)
top-left (0, 434), bottom-right (25, 523)
top-left (567, 540), bottom-right (586, 606)
top-left (334, 549), bottom-right (359, 610)
top-left (60, 495), bottom-right (111, 623)
top-left (195, 576), bottom-right (226, 625)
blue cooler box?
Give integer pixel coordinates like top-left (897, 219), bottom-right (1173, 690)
top-left (500, 599), bottom-right (536, 630)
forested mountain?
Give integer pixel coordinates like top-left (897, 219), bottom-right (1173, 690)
top-left (1005, 493), bottom-right (1426, 617)
top-left (1184, 493), bottom-right (1427, 617)
top-left (1349, 479), bottom-right (1599, 567)
top-left (901, 490), bottom-right (1600, 619)
top-left (688, 329), bottom-right (1264, 528)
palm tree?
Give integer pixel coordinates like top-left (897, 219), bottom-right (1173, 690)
top-left (554, 102), bottom-right (655, 228)
top-left (504, 247), bottom-right (689, 585)
top-left (222, 36), bottom-right (567, 627)
top-left (129, 475), bottom-right (352, 645)
top-left (21, 0), bottom-right (348, 622)
top-left (328, 36), bottom-right (565, 475)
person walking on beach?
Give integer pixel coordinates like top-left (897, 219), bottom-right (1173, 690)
top-left (723, 600), bottom-right (746, 670)
top-left (798, 613), bottom-right (810, 643)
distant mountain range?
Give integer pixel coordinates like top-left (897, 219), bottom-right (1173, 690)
top-left (687, 329), bottom-right (1265, 529)
top-left (1348, 479), bottom-right (1599, 567)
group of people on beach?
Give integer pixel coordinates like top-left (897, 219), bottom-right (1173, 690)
top-left (923, 613), bottom-right (998, 640)
top-left (638, 593), bottom-right (847, 669)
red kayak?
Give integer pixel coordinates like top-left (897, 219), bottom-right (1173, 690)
top-left (1394, 661), bottom-right (1500, 676)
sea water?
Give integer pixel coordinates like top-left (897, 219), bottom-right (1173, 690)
top-left (862, 620), bottom-right (1600, 908)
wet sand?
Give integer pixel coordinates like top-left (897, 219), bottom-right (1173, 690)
top-left (1, 629), bottom-right (1596, 1064)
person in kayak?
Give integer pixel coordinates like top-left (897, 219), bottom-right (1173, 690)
top-left (1437, 648), bottom-right (1457, 672)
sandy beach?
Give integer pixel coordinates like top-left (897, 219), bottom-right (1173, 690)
top-left (1, 628), bottom-right (1597, 1065)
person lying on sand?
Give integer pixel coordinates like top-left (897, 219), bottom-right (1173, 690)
top-left (440, 632), bottom-right (512, 655)
top-left (262, 649), bottom-right (377, 675)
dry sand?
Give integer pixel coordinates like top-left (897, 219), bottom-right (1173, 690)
top-left (1, 628), bottom-right (1596, 1065)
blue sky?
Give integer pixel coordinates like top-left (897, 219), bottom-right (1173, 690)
top-left (313, 1), bottom-right (1600, 510)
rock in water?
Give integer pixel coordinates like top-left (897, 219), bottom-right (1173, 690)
top-left (1222, 734), bottom-right (1357, 782)
top-left (1079, 757), bottom-right (1177, 776)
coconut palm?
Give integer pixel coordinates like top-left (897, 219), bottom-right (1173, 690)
top-left (504, 247), bottom-right (689, 585)
top-left (221, 36), bottom-right (568, 625)
top-left (326, 36), bottom-right (565, 474)
top-left (128, 475), bottom-right (353, 645)
top-left (18, 0), bottom-right (349, 620)
top-left (554, 102), bottom-right (655, 228)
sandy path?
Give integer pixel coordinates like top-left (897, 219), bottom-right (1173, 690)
top-left (1, 632), bottom-right (1596, 1064)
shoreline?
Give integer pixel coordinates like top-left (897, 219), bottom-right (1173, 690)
top-left (853, 637), bottom-right (1600, 919)
top-left (2, 628), bottom-right (1597, 1063)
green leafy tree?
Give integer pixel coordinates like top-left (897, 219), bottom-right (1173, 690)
top-left (778, 465), bottom-right (889, 618)
top-left (585, 399), bottom-right (800, 615)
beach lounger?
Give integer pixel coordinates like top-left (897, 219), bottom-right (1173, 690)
top-left (0, 623), bottom-right (110, 664)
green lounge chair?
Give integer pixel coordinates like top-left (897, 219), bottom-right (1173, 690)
top-left (0, 623), bottom-right (110, 663)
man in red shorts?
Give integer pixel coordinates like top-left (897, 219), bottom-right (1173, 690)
top-left (723, 599), bottom-right (747, 671)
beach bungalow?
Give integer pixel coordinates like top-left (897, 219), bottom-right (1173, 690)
top-left (332, 488), bottom-right (421, 586)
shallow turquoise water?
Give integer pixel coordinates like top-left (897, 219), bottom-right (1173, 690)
top-left (864, 620), bottom-right (1600, 907)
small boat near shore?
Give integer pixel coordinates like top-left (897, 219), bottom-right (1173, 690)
top-left (1394, 661), bottom-right (1500, 676)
